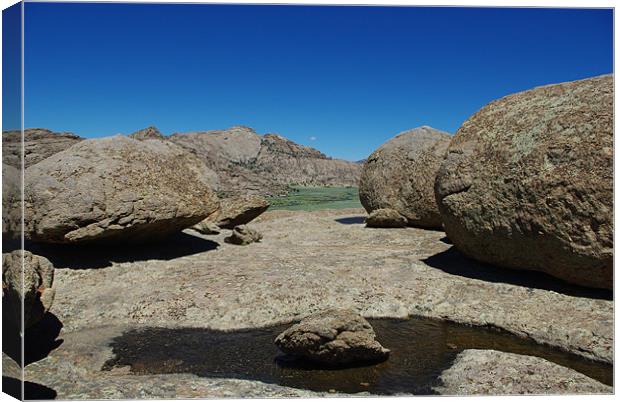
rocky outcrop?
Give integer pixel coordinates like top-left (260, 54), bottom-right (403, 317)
top-left (224, 225), bottom-right (263, 245)
top-left (195, 195), bottom-right (269, 230)
top-left (365, 208), bottom-right (407, 228)
top-left (169, 126), bottom-right (361, 196)
top-left (129, 126), bottom-right (166, 141)
top-left (2, 128), bottom-right (82, 169)
top-left (23, 136), bottom-right (219, 244)
top-left (2, 250), bottom-right (55, 328)
top-left (435, 349), bottom-right (611, 395)
top-left (274, 309), bottom-right (390, 365)
top-left (359, 126), bottom-right (451, 228)
top-left (2, 164), bottom-right (21, 239)
top-left (435, 75), bottom-right (613, 290)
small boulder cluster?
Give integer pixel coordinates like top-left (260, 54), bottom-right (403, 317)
top-left (359, 74), bottom-right (613, 290)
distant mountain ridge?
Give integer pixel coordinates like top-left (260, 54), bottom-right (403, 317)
top-left (165, 126), bottom-right (361, 196)
top-left (3, 126), bottom-right (361, 197)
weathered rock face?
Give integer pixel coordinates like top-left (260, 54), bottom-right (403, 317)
top-left (169, 126), bottom-right (361, 197)
top-left (195, 195), bottom-right (269, 230)
top-left (435, 349), bottom-right (611, 395)
top-left (128, 126), bottom-right (166, 141)
top-left (274, 309), bottom-right (390, 366)
top-left (365, 208), bottom-right (407, 228)
top-left (24, 136), bottom-right (220, 244)
top-left (2, 250), bottom-right (55, 328)
top-left (359, 126), bottom-right (451, 228)
top-left (435, 75), bottom-right (613, 290)
top-left (2, 164), bottom-right (21, 239)
top-left (224, 225), bottom-right (263, 245)
top-left (2, 128), bottom-right (82, 169)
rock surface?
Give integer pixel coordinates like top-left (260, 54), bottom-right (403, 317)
top-left (192, 221), bottom-right (221, 235)
top-left (2, 128), bottom-right (83, 169)
top-left (359, 126), bottom-right (451, 228)
top-left (365, 208), bottom-right (407, 228)
top-left (435, 75), bottom-right (613, 290)
top-left (33, 209), bottom-right (613, 363)
top-left (275, 309), bottom-right (390, 365)
top-left (23, 136), bottom-right (219, 243)
top-left (2, 250), bottom-right (55, 328)
top-left (195, 194), bottom-right (269, 230)
top-left (224, 225), bottom-right (263, 245)
top-left (2, 164), bottom-right (21, 239)
top-left (435, 349), bottom-right (612, 395)
top-left (169, 126), bottom-right (361, 196)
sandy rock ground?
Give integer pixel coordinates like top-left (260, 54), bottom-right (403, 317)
top-left (9, 209), bottom-right (613, 398)
top-left (434, 349), bottom-right (612, 395)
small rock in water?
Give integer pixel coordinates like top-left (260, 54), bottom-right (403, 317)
top-left (224, 225), bottom-right (263, 245)
top-left (274, 309), bottom-right (390, 366)
top-left (365, 208), bottom-right (408, 228)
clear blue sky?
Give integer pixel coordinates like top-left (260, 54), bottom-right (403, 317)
top-left (14, 3), bottom-right (614, 160)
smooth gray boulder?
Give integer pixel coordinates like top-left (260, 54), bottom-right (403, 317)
top-left (359, 126), bottom-right (451, 228)
top-left (2, 250), bottom-right (55, 328)
top-left (224, 225), bottom-right (263, 245)
top-left (435, 349), bottom-right (611, 395)
top-left (274, 309), bottom-right (390, 366)
top-left (365, 208), bottom-right (407, 228)
top-left (24, 136), bottom-right (220, 244)
top-left (435, 75), bottom-right (613, 290)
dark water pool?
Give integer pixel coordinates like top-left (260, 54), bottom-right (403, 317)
top-left (102, 317), bottom-right (612, 395)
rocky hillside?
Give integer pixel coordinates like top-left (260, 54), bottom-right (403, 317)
top-left (2, 128), bottom-right (83, 168)
top-left (3, 126), bottom-right (361, 197)
top-left (167, 126), bottom-right (361, 196)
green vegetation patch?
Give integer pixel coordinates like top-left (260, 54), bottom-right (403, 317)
top-left (267, 186), bottom-right (362, 211)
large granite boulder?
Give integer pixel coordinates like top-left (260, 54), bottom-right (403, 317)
top-left (359, 126), bottom-right (451, 228)
top-left (274, 309), bottom-right (390, 366)
top-left (24, 136), bottom-right (220, 244)
top-left (434, 349), bottom-right (611, 395)
top-left (2, 128), bottom-right (82, 169)
top-left (435, 75), bottom-right (613, 290)
top-left (194, 194), bottom-right (269, 230)
top-left (2, 250), bottom-right (55, 328)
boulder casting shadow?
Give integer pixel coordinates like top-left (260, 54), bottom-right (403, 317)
top-left (422, 247), bottom-right (612, 301)
top-left (26, 232), bottom-right (219, 270)
top-left (3, 312), bottom-right (64, 367)
top-left (100, 317), bottom-right (612, 394)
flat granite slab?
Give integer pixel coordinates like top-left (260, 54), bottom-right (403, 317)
top-left (17, 208), bottom-right (613, 398)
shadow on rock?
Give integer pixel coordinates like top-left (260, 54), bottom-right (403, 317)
top-left (100, 318), bottom-right (612, 394)
top-left (2, 376), bottom-right (58, 400)
top-left (423, 247), bottom-right (612, 301)
top-left (3, 312), bottom-right (64, 367)
top-left (26, 232), bottom-right (219, 269)
top-left (334, 216), bottom-right (366, 225)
